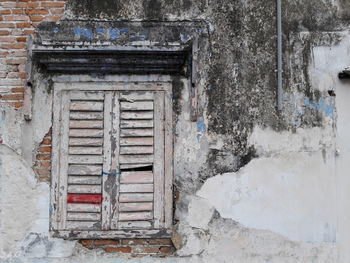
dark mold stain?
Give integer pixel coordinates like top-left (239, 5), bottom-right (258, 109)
top-left (171, 75), bottom-right (184, 120)
top-left (143, 0), bottom-right (163, 20)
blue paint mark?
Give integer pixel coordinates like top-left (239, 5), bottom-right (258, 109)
top-left (73, 28), bottom-right (93, 39)
top-left (180, 33), bottom-right (190, 43)
top-left (196, 120), bottom-right (206, 142)
top-left (109, 28), bottom-right (120, 39)
top-left (96, 28), bottom-right (105, 34)
top-left (304, 97), bottom-right (334, 117)
top-left (197, 120), bottom-right (206, 133)
top-left (53, 27), bottom-right (59, 33)
top-left (109, 28), bottom-right (129, 39)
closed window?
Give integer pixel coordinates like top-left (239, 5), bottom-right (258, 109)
top-left (50, 82), bottom-right (173, 239)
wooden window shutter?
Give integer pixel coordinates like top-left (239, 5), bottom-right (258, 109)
top-left (51, 85), bottom-right (173, 238)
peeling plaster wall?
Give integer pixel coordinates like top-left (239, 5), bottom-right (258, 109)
top-left (2, 0), bottom-right (350, 262)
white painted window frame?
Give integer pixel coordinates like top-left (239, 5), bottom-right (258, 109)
top-left (50, 78), bottom-right (173, 239)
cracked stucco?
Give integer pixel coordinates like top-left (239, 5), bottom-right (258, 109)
top-left (2, 0), bottom-right (350, 262)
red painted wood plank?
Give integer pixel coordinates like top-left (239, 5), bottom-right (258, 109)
top-left (67, 194), bottom-right (102, 204)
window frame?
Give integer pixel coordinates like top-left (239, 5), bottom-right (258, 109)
top-left (50, 80), bottom-right (173, 239)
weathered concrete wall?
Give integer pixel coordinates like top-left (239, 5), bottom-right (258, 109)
top-left (2, 0), bottom-right (350, 262)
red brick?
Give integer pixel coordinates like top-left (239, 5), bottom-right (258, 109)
top-left (44, 16), bottom-right (62, 22)
top-left (40, 2), bottom-right (65, 7)
top-left (27, 2), bottom-right (40, 8)
top-left (41, 137), bottom-right (51, 145)
top-left (0, 30), bottom-right (10, 36)
top-left (11, 87), bottom-right (25, 93)
top-left (94, 240), bottom-right (120, 246)
top-left (0, 36), bottom-right (17, 42)
top-left (30, 16), bottom-right (45, 22)
top-left (12, 9), bottom-right (25, 15)
top-left (6, 58), bottom-right (26, 64)
top-left (1, 3), bottom-right (17, 8)
top-left (36, 161), bottom-right (51, 168)
top-left (0, 52), bottom-right (9, 57)
top-left (17, 36), bottom-right (27, 42)
top-left (38, 176), bottom-right (50, 183)
top-left (50, 8), bottom-right (64, 15)
top-left (35, 169), bottom-right (51, 176)
top-left (1, 43), bottom-right (26, 49)
top-left (19, 72), bottom-right (27, 79)
top-left (36, 154), bottom-right (51, 160)
top-left (80, 240), bottom-right (94, 246)
top-left (0, 22), bottom-right (15, 28)
top-left (3, 15), bottom-right (29, 21)
top-left (26, 9), bottom-right (49, 15)
top-left (0, 93), bottom-right (24, 100)
top-left (7, 101), bottom-right (23, 108)
top-left (39, 146), bottom-right (51, 153)
top-left (10, 51), bottom-right (27, 57)
top-left (148, 239), bottom-right (173, 245)
top-left (104, 247), bottom-right (132, 253)
top-left (16, 22), bottom-right (32, 28)
top-left (159, 246), bottom-right (175, 254)
top-left (0, 10), bottom-right (11, 15)
top-left (23, 30), bottom-right (35, 35)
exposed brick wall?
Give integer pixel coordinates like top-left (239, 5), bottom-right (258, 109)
top-left (80, 239), bottom-right (175, 257)
top-left (0, 0), bottom-right (67, 109)
top-left (33, 128), bottom-right (51, 182)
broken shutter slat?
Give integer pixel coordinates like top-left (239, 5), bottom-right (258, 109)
top-left (120, 163), bottom-right (153, 169)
